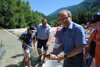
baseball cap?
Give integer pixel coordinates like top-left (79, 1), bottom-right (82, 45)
top-left (90, 12), bottom-right (100, 23)
top-left (29, 26), bottom-right (36, 30)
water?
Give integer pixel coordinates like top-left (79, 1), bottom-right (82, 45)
top-left (0, 46), bottom-right (5, 60)
top-left (0, 40), bottom-right (5, 60)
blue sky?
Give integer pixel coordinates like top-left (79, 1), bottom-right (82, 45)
top-left (27, 0), bottom-right (84, 16)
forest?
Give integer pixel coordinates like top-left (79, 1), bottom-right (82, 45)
top-left (0, 0), bottom-right (100, 28)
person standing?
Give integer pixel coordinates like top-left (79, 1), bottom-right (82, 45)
top-left (84, 22), bottom-right (96, 67)
top-left (89, 12), bottom-right (100, 67)
top-left (48, 10), bottom-right (87, 67)
top-left (19, 26), bottom-right (36, 67)
top-left (52, 26), bottom-right (62, 55)
top-left (36, 18), bottom-right (51, 61)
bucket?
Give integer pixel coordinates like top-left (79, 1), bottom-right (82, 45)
top-left (42, 60), bottom-right (63, 67)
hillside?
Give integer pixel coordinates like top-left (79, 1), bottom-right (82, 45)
top-left (48, 0), bottom-right (100, 19)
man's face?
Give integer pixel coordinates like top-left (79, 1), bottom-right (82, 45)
top-left (42, 20), bottom-right (47, 26)
top-left (58, 12), bottom-right (69, 27)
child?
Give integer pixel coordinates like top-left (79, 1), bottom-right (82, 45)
top-left (19, 26), bottom-right (36, 67)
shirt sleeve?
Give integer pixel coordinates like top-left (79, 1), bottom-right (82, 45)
top-left (90, 30), bottom-right (95, 40)
top-left (75, 26), bottom-right (87, 47)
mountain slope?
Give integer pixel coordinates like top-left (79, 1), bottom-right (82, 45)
top-left (48, 0), bottom-right (100, 18)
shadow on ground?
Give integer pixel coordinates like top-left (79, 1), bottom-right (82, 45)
top-left (6, 64), bottom-right (19, 67)
top-left (6, 62), bottom-right (25, 67)
top-left (11, 54), bottom-right (23, 58)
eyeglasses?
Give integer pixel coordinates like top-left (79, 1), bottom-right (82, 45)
top-left (58, 16), bottom-right (69, 21)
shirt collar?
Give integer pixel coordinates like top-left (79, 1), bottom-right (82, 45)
top-left (41, 23), bottom-right (48, 27)
top-left (68, 21), bottom-right (73, 30)
top-left (62, 21), bottom-right (73, 30)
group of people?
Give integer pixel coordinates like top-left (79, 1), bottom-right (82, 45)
top-left (19, 18), bottom-right (51, 67)
top-left (84, 12), bottom-right (100, 67)
top-left (19, 9), bottom-right (100, 67)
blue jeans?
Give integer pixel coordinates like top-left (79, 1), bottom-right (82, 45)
top-left (63, 53), bottom-right (84, 67)
top-left (85, 56), bottom-right (93, 67)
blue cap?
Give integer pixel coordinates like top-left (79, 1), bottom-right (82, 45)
top-left (29, 26), bottom-right (36, 30)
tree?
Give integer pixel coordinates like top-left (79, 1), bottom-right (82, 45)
top-left (0, 0), bottom-right (44, 28)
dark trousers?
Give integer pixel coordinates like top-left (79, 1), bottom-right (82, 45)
top-left (63, 53), bottom-right (84, 67)
top-left (37, 39), bottom-right (48, 51)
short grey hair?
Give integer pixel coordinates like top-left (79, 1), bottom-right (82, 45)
top-left (58, 10), bottom-right (72, 17)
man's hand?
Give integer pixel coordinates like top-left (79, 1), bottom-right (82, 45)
top-left (33, 40), bottom-right (37, 47)
top-left (46, 54), bottom-right (58, 60)
top-left (57, 55), bottom-right (64, 61)
top-left (46, 42), bottom-right (50, 46)
top-left (46, 54), bottom-right (64, 61)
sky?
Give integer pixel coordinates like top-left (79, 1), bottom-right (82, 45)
top-left (27, 0), bottom-right (84, 16)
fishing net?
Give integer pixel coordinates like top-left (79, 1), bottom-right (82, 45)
top-left (30, 47), bottom-right (42, 66)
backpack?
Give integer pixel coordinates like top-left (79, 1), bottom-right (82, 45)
top-left (89, 29), bottom-right (97, 57)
